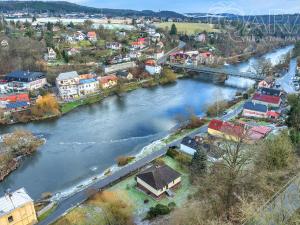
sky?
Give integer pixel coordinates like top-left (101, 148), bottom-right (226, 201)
top-left (2, 0), bottom-right (300, 14)
top-left (64, 0), bottom-right (300, 15)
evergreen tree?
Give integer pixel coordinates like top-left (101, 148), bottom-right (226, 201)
top-left (170, 23), bottom-right (177, 35)
top-left (191, 147), bottom-right (207, 176)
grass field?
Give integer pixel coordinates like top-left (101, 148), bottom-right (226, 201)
top-left (156, 22), bottom-right (219, 34)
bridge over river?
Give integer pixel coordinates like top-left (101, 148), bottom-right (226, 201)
top-left (168, 63), bottom-right (264, 81)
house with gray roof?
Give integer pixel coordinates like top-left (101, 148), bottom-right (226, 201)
top-left (136, 165), bottom-right (181, 198)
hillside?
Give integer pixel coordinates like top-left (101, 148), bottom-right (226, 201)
top-left (0, 1), bottom-right (185, 18)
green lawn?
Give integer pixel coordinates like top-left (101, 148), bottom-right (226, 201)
top-left (60, 94), bottom-right (104, 114)
top-left (109, 156), bottom-right (195, 217)
top-left (155, 22), bottom-right (220, 35)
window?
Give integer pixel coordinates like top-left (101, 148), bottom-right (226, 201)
top-left (8, 215), bottom-right (13, 223)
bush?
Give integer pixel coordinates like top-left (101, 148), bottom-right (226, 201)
top-left (168, 202), bottom-right (176, 210)
top-left (116, 156), bottom-right (135, 167)
top-left (146, 204), bottom-right (171, 220)
top-left (166, 148), bottom-right (180, 158)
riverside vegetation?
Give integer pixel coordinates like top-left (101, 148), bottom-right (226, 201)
top-left (0, 129), bottom-right (44, 181)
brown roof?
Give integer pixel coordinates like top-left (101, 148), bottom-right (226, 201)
top-left (136, 165), bottom-right (181, 190)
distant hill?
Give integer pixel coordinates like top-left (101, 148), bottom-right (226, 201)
top-left (0, 1), bottom-right (185, 18)
top-left (186, 12), bottom-right (300, 25)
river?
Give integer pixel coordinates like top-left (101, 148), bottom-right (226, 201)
top-left (0, 45), bottom-right (293, 200)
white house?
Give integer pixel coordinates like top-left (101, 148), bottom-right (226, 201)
top-left (75, 31), bottom-right (86, 41)
top-left (56, 71), bottom-right (80, 100)
top-left (45, 48), bottom-right (57, 61)
top-left (5, 71), bottom-right (47, 91)
top-left (78, 74), bottom-right (99, 96)
top-left (145, 59), bottom-right (162, 75)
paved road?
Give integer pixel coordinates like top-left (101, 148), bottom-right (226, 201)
top-left (38, 148), bottom-right (167, 225)
top-left (38, 100), bottom-right (243, 225)
top-left (276, 58), bottom-right (298, 94)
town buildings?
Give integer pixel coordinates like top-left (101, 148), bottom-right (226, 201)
top-left (5, 71), bottom-right (47, 91)
top-left (0, 188), bottom-right (37, 225)
top-left (0, 93), bottom-right (30, 112)
top-left (56, 72), bottom-right (99, 100)
top-left (136, 165), bottom-right (181, 198)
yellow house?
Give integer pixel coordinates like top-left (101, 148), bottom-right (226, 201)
top-left (208, 119), bottom-right (243, 142)
top-left (136, 165), bottom-right (181, 198)
top-left (0, 188), bottom-right (37, 225)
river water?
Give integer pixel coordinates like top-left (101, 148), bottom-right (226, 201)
top-left (0, 45), bottom-right (293, 200)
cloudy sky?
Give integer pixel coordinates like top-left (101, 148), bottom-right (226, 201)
top-left (60, 0), bottom-right (300, 14)
top-left (4, 0), bottom-right (300, 14)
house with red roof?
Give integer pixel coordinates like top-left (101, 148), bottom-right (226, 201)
top-left (87, 31), bottom-right (97, 42)
top-left (252, 93), bottom-right (281, 108)
top-left (208, 119), bottom-right (271, 142)
top-left (99, 75), bottom-right (118, 89)
top-left (208, 119), bottom-right (244, 142)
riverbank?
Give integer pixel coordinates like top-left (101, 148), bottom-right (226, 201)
top-left (0, 131), bottom-right (45, 181)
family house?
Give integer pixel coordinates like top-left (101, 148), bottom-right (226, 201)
top-left (208, 119), bottom-right (244, 142)
top-left (145, 59), bottom-right (162, 75)
top-left (258, 77), bottom-right (274, 89)
top-left (87, 31), bottom-right (97, 42)
top-left (5, 70), bottom-right (47, 91)
top-left (45, 48), bottom-right (57, 61)
top-left (242, 101), bottom-right (268, 118)
top-left (136, 165), bottom-right (181, 198)
top-left (169, 52), bottom-right (189, 64)
top-left (180, 136), bottom-right (222, 162)
top-left (56, 71), bottom-right (80, 100)
top-left (78, 74), bottom-right (99, 96)
top-left (75, 31), bottom-right (86, 41)
top-left (252, 93), bottom-right (281, 108)
top-left (194, 33), bottom-right (206, 42)
top-left (208, 119), bottom-right (272, 143)
top-left (116, 70), bottom-right (134, 80)
top-left (99, 75), bottom-right (118, 89)
top-left (106, 42), bottom-right (122, 50)
top-left (0, 188), bottom-right (37, 225)
top-left (0, 80), bottom-right (8, 94)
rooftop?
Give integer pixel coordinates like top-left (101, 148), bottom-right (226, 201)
top-left (252, 93), bottom-right (281, 104)
top-left (243, 101), bottom-right (268, 113)
top-left (0, 188), bottom-right (33, 217)
top-left (136, 165), bottom-right (181, 190)
top-left (57, 71), bottom-right (79, 81)
top-left (6, 70), bottom-right (45, 82)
